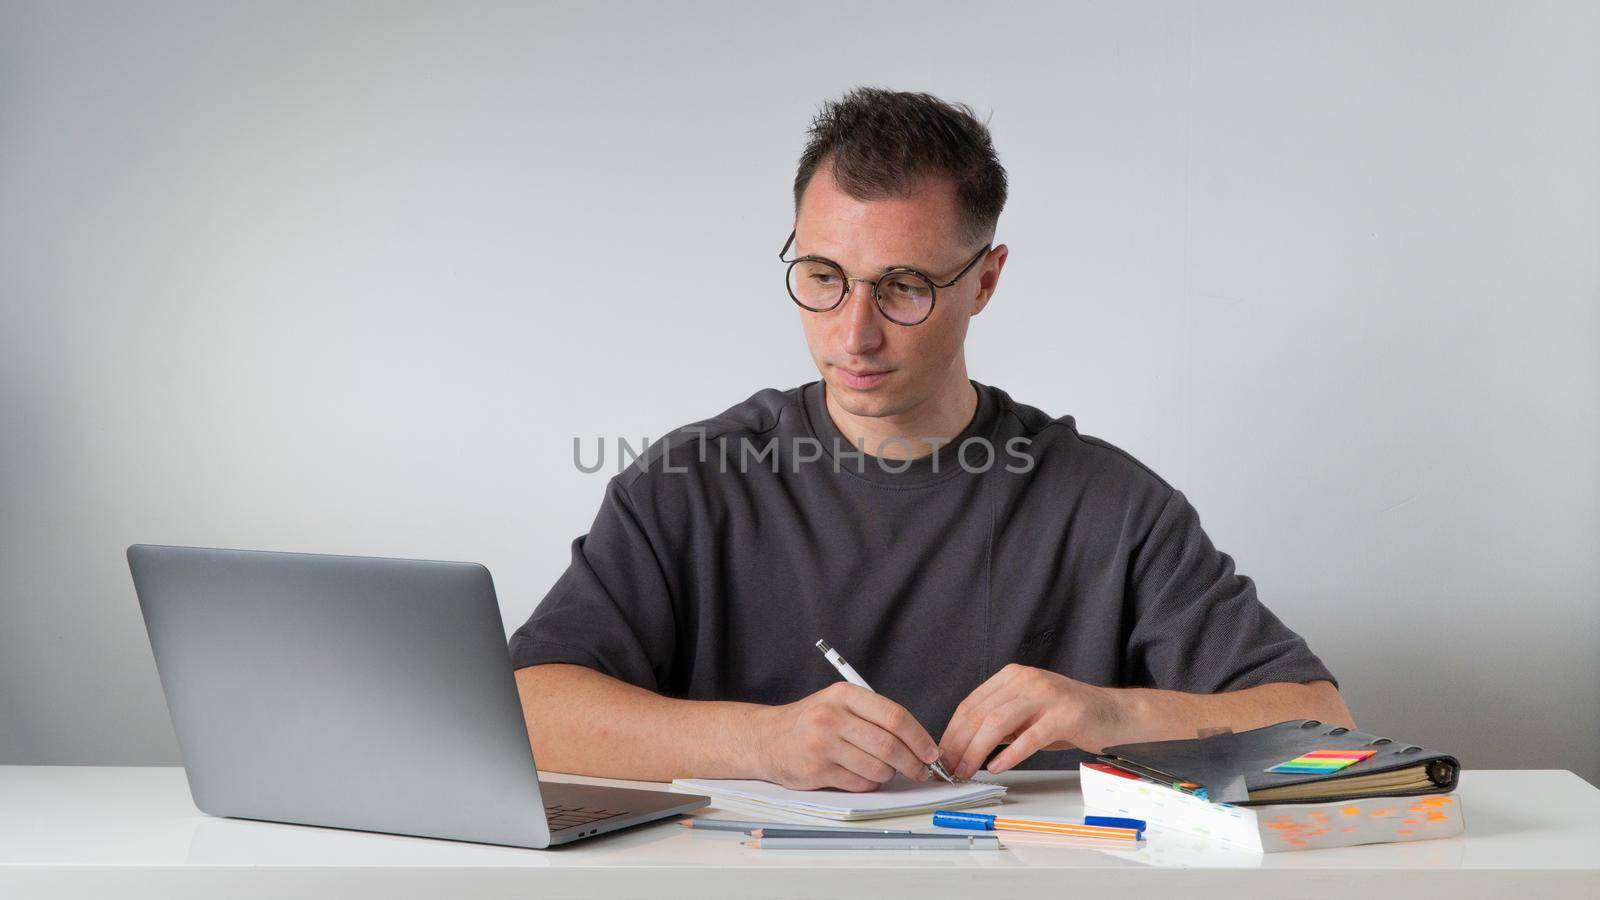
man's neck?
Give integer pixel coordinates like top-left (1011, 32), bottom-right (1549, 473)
top-left (823, 371), bottom-right (979, 461)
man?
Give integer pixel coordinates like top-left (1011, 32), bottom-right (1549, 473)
top-left (510, 87), bottom-right (1352, 792)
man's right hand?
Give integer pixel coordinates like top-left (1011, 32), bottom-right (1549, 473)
top-left (751, 682), bottom-right (942, 792)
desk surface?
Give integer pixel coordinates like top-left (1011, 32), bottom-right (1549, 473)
top-left (3, 766), bottom-right (1596, 899)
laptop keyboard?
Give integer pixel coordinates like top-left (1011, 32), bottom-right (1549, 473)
top-left (545, 803), bottom-right (627, 832)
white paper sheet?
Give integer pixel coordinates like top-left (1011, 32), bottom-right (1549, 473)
top-left (671, 774), bottom-right (1006, 821)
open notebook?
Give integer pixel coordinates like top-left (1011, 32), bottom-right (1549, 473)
top-left (670, 775), bottom-right (1006, 821)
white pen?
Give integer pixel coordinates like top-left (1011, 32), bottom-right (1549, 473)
top-left (814, 638), bottom-right (958, 784)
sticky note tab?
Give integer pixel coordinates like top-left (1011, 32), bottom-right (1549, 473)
top-left (1265, 748), bottom-right (1376, 774)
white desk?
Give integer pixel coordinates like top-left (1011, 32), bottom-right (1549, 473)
top-left (2, 766), bottom-right (1595, 899)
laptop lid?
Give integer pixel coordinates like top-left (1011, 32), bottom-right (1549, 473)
top-left (127, 544), bottom-right (553, 848)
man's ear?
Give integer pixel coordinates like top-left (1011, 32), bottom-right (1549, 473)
top-left (971, 245), bottom-right (1007, 316)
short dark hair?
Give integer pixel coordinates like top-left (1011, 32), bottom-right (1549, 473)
top-left (792, 86), bottom-right (1008, 249)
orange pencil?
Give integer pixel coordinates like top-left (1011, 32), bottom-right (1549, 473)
top-left (932, 810), bottom-right (1144, 841)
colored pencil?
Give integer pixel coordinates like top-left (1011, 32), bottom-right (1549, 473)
top-left (933, 809), bottom-right (1143, 841)
top-left (983, 816), bottom-right (1141, 841)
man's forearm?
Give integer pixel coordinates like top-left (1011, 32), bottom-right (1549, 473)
top-left (1115, 680), bottom-right (1353, 744)
top-left (514, 663), bottom-right (771, 781)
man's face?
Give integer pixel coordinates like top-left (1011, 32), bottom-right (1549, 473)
top-left (792, 161), bottom-right (997, 421)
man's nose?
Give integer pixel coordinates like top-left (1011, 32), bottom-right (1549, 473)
top-left (841, 280), bottom-right (883, 357)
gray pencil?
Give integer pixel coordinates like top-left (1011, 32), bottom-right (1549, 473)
top-left (679, 818), bottom-right (913, 834)
top-left (746, 834), bottom-right (1002, 850)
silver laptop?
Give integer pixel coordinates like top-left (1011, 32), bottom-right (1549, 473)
top-left (127, 544), bottom-right (707, 848)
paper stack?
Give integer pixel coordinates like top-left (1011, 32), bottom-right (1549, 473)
top-left (671, 774), bottom-right (1006, 822)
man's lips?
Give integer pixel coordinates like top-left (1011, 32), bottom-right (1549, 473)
top-left (836, 366), bottom-right (894, 389)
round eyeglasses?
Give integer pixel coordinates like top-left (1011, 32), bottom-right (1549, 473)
top-left (778, 229), bottom-right (991, 326)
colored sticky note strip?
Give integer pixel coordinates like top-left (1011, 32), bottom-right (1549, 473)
top-left (1265, 748), bottom-right (1376, 774)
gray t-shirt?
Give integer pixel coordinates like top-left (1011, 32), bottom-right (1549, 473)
top-left (510, 380), bottom-right (1335, 768)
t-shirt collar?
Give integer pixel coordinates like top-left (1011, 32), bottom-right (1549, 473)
top-left (799, 378), bottom-right (1000, 487)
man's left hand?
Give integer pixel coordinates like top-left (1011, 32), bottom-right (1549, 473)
top-left (937, 664), bottom-right (1133, 780)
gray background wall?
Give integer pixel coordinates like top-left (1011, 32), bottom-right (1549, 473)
top-left (3, 1), bottom-right (1596, 782)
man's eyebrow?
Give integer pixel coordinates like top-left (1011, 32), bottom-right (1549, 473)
top-left (800, 248), bottom-right (944, 273)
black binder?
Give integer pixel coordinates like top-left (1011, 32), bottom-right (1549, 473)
top-left (1098, 719), bottom-right (1460, 806)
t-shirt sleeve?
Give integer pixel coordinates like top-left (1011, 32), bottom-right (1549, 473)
top-left (1124, 488), bottom-right (1337, 692)
top-left (507, 476), bottom-right (677, 692)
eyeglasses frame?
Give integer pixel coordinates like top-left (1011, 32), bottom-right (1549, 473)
top-left (778, 228), bottom-right (991, 326)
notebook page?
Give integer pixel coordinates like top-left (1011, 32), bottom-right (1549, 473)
top-left (671, 774), bottom-right (1006, 821)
